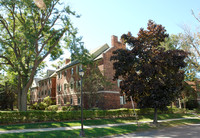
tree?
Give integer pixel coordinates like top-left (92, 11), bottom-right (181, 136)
top-left (0, 0), bottom-right (78, 111)
top-left (82, 62), bottom-right (112, 109)
top-left (111, 20), bottom-right (188, 125)
top-left (160, 34), bottom-right (199, 108)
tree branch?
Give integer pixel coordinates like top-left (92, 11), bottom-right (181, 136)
top-left (0, 55), bottom-right (14, 68)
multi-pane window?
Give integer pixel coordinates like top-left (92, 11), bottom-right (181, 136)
top-left (117, 79), bottom-right (122, 88)
top-left (57, 84), bottom-right (61, 93)
top-left (48, 89), bottom-right (51, 95)
top-left (70, 98), bottom-right (73, 105)
top-left (64, 97), bottom-right (67, 104)
top-left (58, 97), bottom-right (61, 105)
top-left (70, 82), bottom-right (74, 90)
top-left (120, 96), bottom-right (126, 105)
top-left (78, 97), bottom-right (81, 105)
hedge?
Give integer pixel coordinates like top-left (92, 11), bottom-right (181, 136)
top-left (0, 108), bottom-right (185, 125)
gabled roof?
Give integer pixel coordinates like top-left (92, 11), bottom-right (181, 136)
top-left (31, 78), bottom-right (42, 88)
top-left (56, 43), bottom-right (110, 72)
top-left (38, 69), bottom-right (56, 81)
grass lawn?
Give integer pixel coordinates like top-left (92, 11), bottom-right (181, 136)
top-left (0, 113), bottom-right (196, 131)
top-left (0, 119), bottom-right (200, 138)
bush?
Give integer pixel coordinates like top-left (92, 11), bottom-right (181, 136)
top-left (30, 102), bottom-right (39, 110)
top-left (0, 107), bottom-right (186, 124)
top-left (38, 102), bottom-right (48, 110)
top-left (186, 100), bottom-right (199, 110)
top-left (46, 105), bottom-right (59, 111)
top-left (62, 106), bottom-right (71, 111)
top-left (43, 96), bottom-right (52, 106)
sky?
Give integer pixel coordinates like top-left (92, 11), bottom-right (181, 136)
top-left (64, 0), bottom-right (200, 51)
top-left (47, 0), bottom-right (200, 69)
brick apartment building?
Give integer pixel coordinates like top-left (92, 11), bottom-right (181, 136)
top-left (30, 35), bottom-right (132, 109)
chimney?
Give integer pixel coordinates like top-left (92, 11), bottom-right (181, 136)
top-left (65, 58), bottom-right (71, 64)
top-left (111, 35), bottom-right (126, 48)
top-left (111, 35), bottom-right (118, 47)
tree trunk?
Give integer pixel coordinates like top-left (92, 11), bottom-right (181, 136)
top-left (20, 88), bottom-right (28, 111)
top-left (183, 101), bottom-right (186, 109)
top-left (178, 98), bottom-right (182, 108)
top-left (153, 107), bottom-right (158, 125)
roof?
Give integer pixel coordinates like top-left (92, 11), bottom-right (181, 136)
top-left (31, 78), bottom-right (42, 88)
top-left (56, 43), bottom-right (110, 72)
top-left (38, 69), bottom-right (56, 82)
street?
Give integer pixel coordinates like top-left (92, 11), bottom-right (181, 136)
top-left (111, 123), bottom-right (200, 138)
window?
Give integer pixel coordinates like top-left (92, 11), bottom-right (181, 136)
top-left (64, 97), bottom-right (67, 104)
top-left (45, 90), bottom-right (47, 95)
top-left (48, 89), bottom-right (51, 95)
top-left (71, 68), bottom-right (74, 75)
top-left (70, 98), bottom-right (73, 105)
top-left (70, 82), bottom-right (74, 90)
top-left (58, 97), bottom-right (61, 105)
top-left (120, 96), bottom-right (126, 105)
top-left (78, 97), bottom-right (81, 105)
top-left (117, 79), bottom-right (122, 88)
top-left (42, 91), bottom-right (44, 96)
top-left (57, 84), bottom-right (61, 93)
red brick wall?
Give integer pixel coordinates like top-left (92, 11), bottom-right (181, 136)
top-left (103, 35), bottom-right (126, 91)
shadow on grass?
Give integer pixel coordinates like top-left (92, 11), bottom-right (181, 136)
top-left (0, 124), bottom-right (150, 138)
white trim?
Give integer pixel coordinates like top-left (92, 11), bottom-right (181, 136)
top-left (97, 91), bottom-right (119, 94)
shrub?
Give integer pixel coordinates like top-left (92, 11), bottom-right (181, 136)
top-left (0, 107), bottom-right (187, 124)
top-left (45, 105), bottom-right (59, 111)
top-left (62, 106), bottom-right (71, 111)
top-left (38, 102), bottom-right (48, 110)
top-left (30, 102), bottom-right (39, 110)
top-left (43, 96), bottom-right (52, 106)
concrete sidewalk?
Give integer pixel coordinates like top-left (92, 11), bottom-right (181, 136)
top-left (0, 117), bottom-right (198, 134)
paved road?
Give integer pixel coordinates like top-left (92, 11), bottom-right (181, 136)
top-left (111, 123), bottom-right (200, 138)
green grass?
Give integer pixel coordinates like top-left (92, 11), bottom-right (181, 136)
top-left (0, 113), bottom-right (195, 131)
top-left (0, 123), bottom-right (150, 138)
top-left (1, 119), bottom-right (200, 138)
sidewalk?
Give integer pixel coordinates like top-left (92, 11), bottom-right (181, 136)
top-left (0, 117), bottom-right (198, 134)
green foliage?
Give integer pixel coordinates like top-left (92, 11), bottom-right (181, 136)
top-left (0, 107), bottom-right (185, 124)
top-left (111, 20), bottom-right (188, 124)
top-left (30, 96), bottom-right (54, 110)
top-left (43, 96), bottom-right (52, 106)
top-left (45, 105), bottom-right (59, 111)
top-left (0, 82), bottom-right (16, 110)
top-left (160, 34), bottom-right (200, 81)
top-left (0, 0), bottom-right (79, 111)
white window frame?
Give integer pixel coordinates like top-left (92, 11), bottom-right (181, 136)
top-left (120, 95), bottom-right (126, 105)
top-left (117, 79), bottom-right (122, 88)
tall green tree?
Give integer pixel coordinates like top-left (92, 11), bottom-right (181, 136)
top-left (0, 0), bottom-right (78, 111)
top-left (160, 34), bottom-right (199, 109)
top-left (111, 20), bottom-right (188, 125)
